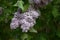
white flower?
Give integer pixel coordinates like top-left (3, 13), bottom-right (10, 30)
top-left (21, 22), bottom-right (31, 32)
top-left (30, 23), bottom-right (35, 27)
top-left (25, 16), bottom-right (33, 21)
top-left (30, 10), bottom-right (39, 18)
top-left (22, 29), bottom-right (28, 32)
top-left (19, 19), bottom-right (26, 24)
top-left (10, 23), bottom-right (18, 29)
top-left (10, 22), bottom-right (19, 29)
top-left (21, 21), bottom-right (31, 28)
top-left (21, 24), bottom-right (30, 30)
top-left (25, 16), bottom-right (36, 24)
top-left (23, 12), bottom-right (30, 16)
top-left (10, 18), bottom-right (19, 29)
top-left (23, 10), bottom-right (40, 19)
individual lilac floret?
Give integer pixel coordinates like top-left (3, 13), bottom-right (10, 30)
top-left (23, 10), bottom-right (40, 19)
top-left (21, 22), bottom-right (31, 29)
top-left (19, 19), bottom-right (27, 25)
top-left (24, 16), bottom-right (36, 23)
top-left (14, 12), bottom-right (22, 19)
top-left (21, 22), bottom-right (31, 32)
top-left (10, 18), bottom-right (19, 29)
top-left (30, 10), bottom-right (40, 19)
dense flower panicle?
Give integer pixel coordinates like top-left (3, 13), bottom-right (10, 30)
top-left (10, 9), bottom-right (40, 32)
top-left (10, 0), bottom-right (52, 32)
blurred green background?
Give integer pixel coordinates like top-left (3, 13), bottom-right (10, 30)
top-left (0, 0), bottom-right (60, 40)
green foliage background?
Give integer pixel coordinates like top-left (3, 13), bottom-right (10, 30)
top-left (0, 0), bottom-right (60, 40)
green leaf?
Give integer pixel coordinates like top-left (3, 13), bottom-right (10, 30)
top-left (14, 3), bottom-right (18, 6)
top-left (23, 4), bottom-right (29, 12)
top-left (21, 34), bottom-right (33, 40)
top-left (27, 35), bottom-right (32, 40)
top-left (29, 28), bottom-right (37, 33)
top-left (13, 0), bottom-right (24, 11)
top-left (21, 34), bottom-right (28, 40)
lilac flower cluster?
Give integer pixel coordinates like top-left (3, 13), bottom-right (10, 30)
top-left (29, 0), bottom-right (52, 7)
top-left (10, 10), bottom-right (40, 32)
